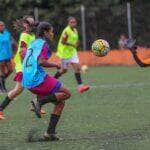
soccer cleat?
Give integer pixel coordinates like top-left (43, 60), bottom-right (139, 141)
top-left (0, 111), bottom-right (5, 120)
top-left (43, 132), bottom-right (60, 141)
top-left (30, 106), bottom-right (46, 115)
top-left (77, 85), bottom-right (90, 93)
top-left (31, 101), bottom-right (41, 118)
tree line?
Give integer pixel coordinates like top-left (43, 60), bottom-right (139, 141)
top-left (0, 0), bottom-right (149, 50)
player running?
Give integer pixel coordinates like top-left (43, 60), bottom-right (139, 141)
top-left (0, 16), bottom-right (36, 120)
top-left (0, 21), bottom-right (14, 92)
top-left (22, 22), bottom-right (71, 141)
top-left (54, 17), bottom-right (89, 93)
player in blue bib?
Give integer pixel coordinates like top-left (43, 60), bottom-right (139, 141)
top-left (0, 21), bottom-right (15, 92)
top-left (22, 22), bottom-right (71, 141)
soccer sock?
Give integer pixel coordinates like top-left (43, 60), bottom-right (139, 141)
top-left (54, 71), bottom-right (62, 79)
top-left (0, 75), bottom-right (6, 90)
top-left (39, 94), bottom-right (58, 106)
top-left (0, 96), bottom-right (11, 111)
top-left (75, 73), bottom-right (83, 85)
top-left (47, 114), bottom-right (60, 134)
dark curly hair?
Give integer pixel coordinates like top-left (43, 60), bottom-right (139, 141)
top-left (37, 21), bottom-right (53, 37)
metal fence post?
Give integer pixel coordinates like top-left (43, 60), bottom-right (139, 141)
top-left (127, 2), bottom-right (132, 39)
top-left (81, 5), bottom-right (86, 50)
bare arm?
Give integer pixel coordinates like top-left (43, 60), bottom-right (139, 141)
top-left (61, 32), bottom-right (77, 48)
top-left (38, 58), bottom-right (60, 69)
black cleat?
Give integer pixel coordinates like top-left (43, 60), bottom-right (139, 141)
top-left (31, 100), bottom-right (41, 118)
top-left (43, 132), bottom-right (60, 141)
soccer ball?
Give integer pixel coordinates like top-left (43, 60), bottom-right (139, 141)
top-left (92, 39), bottom-right (110, 57)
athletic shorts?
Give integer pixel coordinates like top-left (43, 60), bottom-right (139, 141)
top-left (13, 72), bottom-right (23, 83)
top-left (61, 55), bottom-right (79, 69)
top-left (29, 75), bottom-right (62, 98)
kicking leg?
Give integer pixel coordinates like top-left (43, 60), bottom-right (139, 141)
top-left (71, 62), bottom-right (89, 93)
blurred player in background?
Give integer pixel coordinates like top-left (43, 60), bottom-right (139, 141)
top-left (118, 34), bottom-right (128, 50)
top-left (23, 22), bottom-right (71, 141)
top-left (54, 17), bottom-right (89, 93)
top-left (0, 21), bottom-right (15, 92)
top-left (0, 16), bottom-right (36, 120)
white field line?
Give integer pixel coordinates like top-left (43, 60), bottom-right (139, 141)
top-left (69, 82), bottom-right (150, 90)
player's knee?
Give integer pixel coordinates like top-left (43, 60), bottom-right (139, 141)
top-left (64, 90), bottom-right (71, 100)
top-left (74, 67), bottom-right (81, 73)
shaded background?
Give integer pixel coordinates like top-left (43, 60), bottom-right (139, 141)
top-left (0, 0), bottom-right (149, 50)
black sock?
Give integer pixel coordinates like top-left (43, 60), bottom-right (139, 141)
top-left (39, 94), bottom-right (57, 106)
top-left (47, 114), bottom-right (60, 134)
top-left (0, 96), bottom-right (11, 111)
top-left (75, 73), bottom-right (83, 85)
top-left (54, 71), bottom-right (61, 79)
top-left (0, 75), bottom-right (6, 90)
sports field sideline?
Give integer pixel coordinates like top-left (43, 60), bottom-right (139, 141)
top-left (1, 66), bottom-right (150, 150)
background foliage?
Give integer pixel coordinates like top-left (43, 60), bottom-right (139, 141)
top-left (0, 0), bottom-right (149, 49)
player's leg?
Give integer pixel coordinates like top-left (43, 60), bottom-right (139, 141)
top-left (44, 101), bottom-right (65, 141)
top-left (0, 82), bottom-right (23, 120)
top-left (1, 61), bottom-right (13, 91)
top-left (32, 85), bottom-right (71, 118)
top-left (0, 60), bottom-right (13, 92)
top-left (0, 61), bottom-right (7, 92)
top-left (43, 86), bottom-right (71, 141)
top-left (54, 59), bottom-right (68, 79)
top-left (70, 55), bottom-right (89, 93)
top-left (30, 77), bottom-right (71, 141)
top-left (5, 60), bottom-right (13, 77)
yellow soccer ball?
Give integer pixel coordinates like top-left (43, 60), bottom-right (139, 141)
top-left (92, 39), bottom-right (110, 57)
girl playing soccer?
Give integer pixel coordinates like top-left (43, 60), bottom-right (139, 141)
top-left (0, 16), bottom-right (36, 119)
top-left (22, 22), bottom-right (71, 141)
top-left (0, 21), bottom-right (14, 92)
top-left (54, 17), bottom-right (89, 93)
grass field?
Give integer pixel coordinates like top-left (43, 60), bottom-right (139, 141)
top-left (1, 66), bottom-right (150, 150)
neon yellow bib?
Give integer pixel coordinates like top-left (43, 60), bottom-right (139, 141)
top-left (57, 26), bottom-right (79, 59)
top-left (14, 32), bottom-right (35, 72)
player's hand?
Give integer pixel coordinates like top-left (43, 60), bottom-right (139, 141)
top-left (56, 63), bottom-right (61, 69)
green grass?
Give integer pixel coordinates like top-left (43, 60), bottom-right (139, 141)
top-left (1, 66), bottom-right (150, 150)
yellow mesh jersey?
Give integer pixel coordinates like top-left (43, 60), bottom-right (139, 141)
top-left (57, 26), bottom-right (79, 59)
top-left (14, 32), bottom-right (35, 72)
